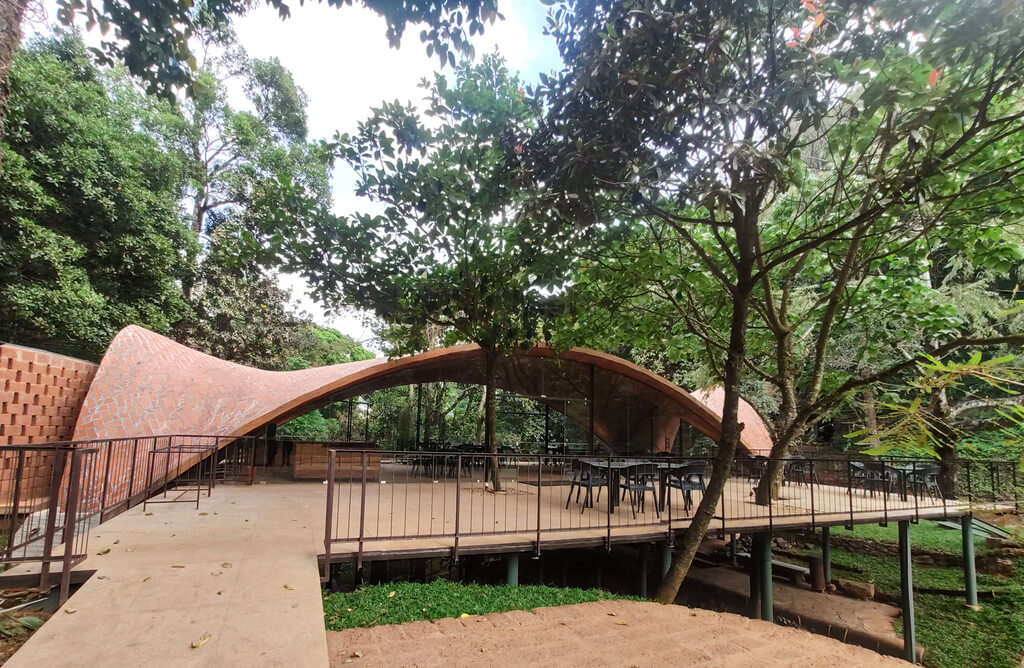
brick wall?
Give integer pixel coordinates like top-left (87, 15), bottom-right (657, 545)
top-left (0, 344), bottom-right (97, 506)
top-left (0, 343), bottom-right (97, 445)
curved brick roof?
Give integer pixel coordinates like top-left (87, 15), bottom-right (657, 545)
top-left (73, 326), bottom-right (772, 455)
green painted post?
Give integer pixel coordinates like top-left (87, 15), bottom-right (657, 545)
top-left (899, 520), bottom-right (917, 664)
top-left (962, 515), bottom-right (979, 609)
top-left (759, 532), bottom-right (774, 624)
top-left (660, 541), bottom-right (672, 579)
top-left (506, 553), bottom-right (519, 586)
top-left (822, 526), bottom-right (832, 586)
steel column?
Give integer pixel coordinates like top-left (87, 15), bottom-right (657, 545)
top-left (758, 532), bottom-right (774, 623)
top-left (962, 514), bottom-right (979, 609)
top-left (639, 543), bottom-right (649, 598)
top-left (899, 520), bottom-right (917, 664)
top-left (506, 553), bottom-right (519, 586)
top-left (822, 526), bottom-right (832, 586)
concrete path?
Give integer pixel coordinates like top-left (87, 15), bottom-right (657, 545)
top-left (6, 483), bottom-right (329, 668)
top-left (326, 599), bottom-right (907, 667)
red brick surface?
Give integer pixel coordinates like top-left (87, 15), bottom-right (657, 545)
top-left (0, 344), bottom-right (98, 503)
top-left (0, 343), bottom-right (97, 445)
top-left (73, 326), bottom-right (773, 457)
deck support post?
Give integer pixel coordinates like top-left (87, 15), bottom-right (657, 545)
top-left (506, 554), bottom-right (519, 586)
top-left (639, 543), bottom-right (649, 598)
top-left (822, 526), bottom-right (832, 587)
top-left (899, 520), bottom-right (917, 664)
top-left (962, 514), bottom-right (980, 610)
top-left (757, 532), bottom-right (774, 623)
top-left (660, 541), bottom-right (672, 579)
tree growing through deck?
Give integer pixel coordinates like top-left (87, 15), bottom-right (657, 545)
top-left (529, 0), bottom-right (1024, 603)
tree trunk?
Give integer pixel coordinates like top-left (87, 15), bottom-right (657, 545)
top-left (474, 386), bottom-right (486, 445)
top-left (483, 347), bottom-right (502, 492)
top-left (655, 277), bottom-right (753, 603)
top-left (755, 429), bottom-right (800, 505)
top-left (0, 0), bottom-right (29, 175)
top-left (861, 386), bottom-right (881, 449)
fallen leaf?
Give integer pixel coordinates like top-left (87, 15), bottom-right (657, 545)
top-left (217, 591), bottom-right (224, 596)
top-left (199, 512), bottom-right (208, 516)
top-left (64, 608), bottom-right (77, 614)
top-left (617, 621), bottom-right (629, 626)
top-left (96, 548), bottom-right (111, 555)
top-left (142, 577), bottom-right (151, 582)
top-left (97, 575), bottom-right (108, 580)
top-left (145, 512), bottom-right (153, 516)
top-left (171, 564), bottom-right (185, 568)
top-left (211, 571), bottom-right (222, 576)
top-left (387, 591), bottom-right (396, 598)
top-left (459, 613), bottom-right (470, 619)
top-left (283, 584), bottom-right (294, 590)
top-left (607, 612), bottom-right (616, 617)
top-left (221, 562), bottom-right (232, 568)
top-left (190, 632), bottom-right (211, 649)
top-left (113, 539), bottom-right (120, 545)
top-left (351, 651), bottom-right (363, 658)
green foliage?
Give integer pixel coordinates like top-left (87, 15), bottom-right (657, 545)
top-left (0, 33), bottom-right (195, 360)
top-left (266, 54), bottom-right (566, 358)
top-left (839, 522), bottom-right (990, 555)
top-left (322, 580), bottom-right (624, 630)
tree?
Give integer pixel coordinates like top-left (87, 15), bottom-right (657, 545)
top-left (258, 55), bottom-right (569, 490)
top-left (0, 32), bottom-right (195, 360)
top-left (529, 0), bottom-right (1024, 603)
top-left (178, 35), bottom-right (331, 241)
top-left (0, 0), bottom-right (500, 173)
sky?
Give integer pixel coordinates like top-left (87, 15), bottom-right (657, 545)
top-left (32, 0), bottom-right (563, 352)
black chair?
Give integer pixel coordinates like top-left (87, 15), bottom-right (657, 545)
top-left (904, 463), bottom-right (942, 499)
top-left (565, 460), bottom-right (609, 513)
top-left (851, 461), bottom-right (894, 496)
top-left (621, 463), bottom-right (660, 519)
top-left (667, 461), bottom-right (708, 513)
top-left (784, 459), bottom-right (819, 486)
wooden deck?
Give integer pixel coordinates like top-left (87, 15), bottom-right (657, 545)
top-left (324, 462), bottom-right (976, 564)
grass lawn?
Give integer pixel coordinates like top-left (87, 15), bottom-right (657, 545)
top-left (323, 580), bottom-right (626, 631)
top-left (824, 543), bottom-right (1024, 668)
top-left (836, 521), bottom-right (987, 554)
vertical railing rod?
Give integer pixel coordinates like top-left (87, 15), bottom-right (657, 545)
top-left (606, 452), bottom-right (612, 550)
top-left (535, 453), bottom-right (542, 556)
top-left (453, 454), bottom-right (462, 562)
top-left (357, 451), bottom-right (368, 570)
top-left (847, 459), bottom-right (854, 529)
top-left (323, 450), bottom-right (335, 583)
top-left (99, 440), bottom-right (114, 519)
top-left (809, 460), bottom-right (816, 531)
top-left (127, 437), bottom-right (139, 505)
top-left (5, 451), bottom-right (25, 560)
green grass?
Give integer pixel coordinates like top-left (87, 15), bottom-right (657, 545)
top-left (322, 579), bottom-right (627, 630)
top-left (838, 521), bottom-right (988, 555)
top-left (825, 547), bottom-right (1024, 668)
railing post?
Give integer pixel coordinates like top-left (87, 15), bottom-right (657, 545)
top-left (5, 451), bottom-right (25, 560)
top-left (59, 450), bottom-right (84, 606)
top-left (535, 453), bottom-right (542, 556)
top-left (127, 437), bottom-right (139, 505)
top-left (809, 460), bottom-right (816, 531)
top-left (357, 451), bottom-right (368, 570)
top-left (323, 450), bottom-right (335, 583)
top-left (38, 449), bottom-right (69, 592)
top-left (847, 460), bottom-right (855, 529)
top-left (100, 441), bottom-right (114, 519)
top-left (606, 452), bottom-right (612, 550)
top-left (453, 454), bottom-right (461, 563)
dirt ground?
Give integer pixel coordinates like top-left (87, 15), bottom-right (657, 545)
top-left (0, 610), bottom-right (51, 665)
top-left (326, 599), bottom-right (907, 667)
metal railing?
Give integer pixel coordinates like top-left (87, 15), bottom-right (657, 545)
top-left (0, 444), bottom-right (99, 604)
top-left (322, 452), bottom-right (1020, 574)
